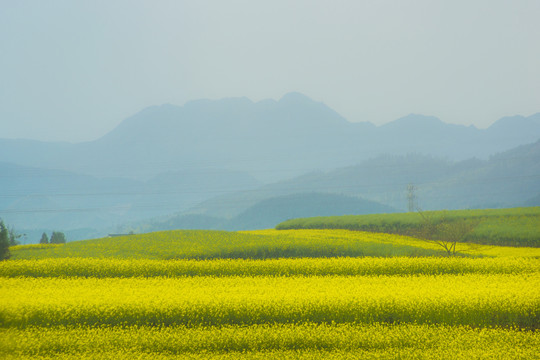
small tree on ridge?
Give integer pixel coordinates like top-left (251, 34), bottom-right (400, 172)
top-left (40, 232), bottom-right (49, 244)
top-left (50, 231), bottom-right (66, 244)
top-left (0, 220), bottom-right (11, 260)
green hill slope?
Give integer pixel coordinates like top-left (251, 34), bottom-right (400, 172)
top-left (226, 193), bottom-right (396, 230)
top-left (276, 207), bottom-right (540, 247)
top-left (9, 230), bottom-right (449, 260)
top-left (10, 226), bottom-right (540, 261)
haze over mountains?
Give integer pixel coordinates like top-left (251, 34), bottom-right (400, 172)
top-left (2, 92), bottom-right (540, 181)
top-left (1, 93), bottom-right (539, 241)
top-left (143, 139), bottom-right (539, 233)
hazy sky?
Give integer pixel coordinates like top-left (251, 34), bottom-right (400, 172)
top-left (1, 0), bottom-right (539, 142)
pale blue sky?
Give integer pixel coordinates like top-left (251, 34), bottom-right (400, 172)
top-left (1, 0), bottom-right (539, 142)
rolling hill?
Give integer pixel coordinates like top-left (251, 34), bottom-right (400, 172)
top-left (0, 162), bottom-right (259, 239)
top-left (176, 140), bottom-right (540, 223)
top-left (1, 93), bottom-right (539, 240)
top-left (135, 193), bottom-right (396, 232)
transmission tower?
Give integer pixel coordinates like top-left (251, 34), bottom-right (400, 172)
top-left (407, 183), bottom-right (417, 212)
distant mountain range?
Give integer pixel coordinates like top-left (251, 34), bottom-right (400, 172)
top-left (2, 92), bottom-right (540, 182)
top-left (0, 163), bottom-right (259, 232)
top-left (1, 92), bottom-right (539, 240)
top-left (136, 139), bottom-right (538, 232)
top-left (135, 193), bottom-right (397, 232)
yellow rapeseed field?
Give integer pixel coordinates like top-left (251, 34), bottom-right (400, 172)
top-left (1, 324), bottom-right (539, 359)
top-left (1, 256), bottom-right (538, 277)
top-left (1, 274), bottom-right (538, 328)
top-left (2, 228), bottom-right (539, 358)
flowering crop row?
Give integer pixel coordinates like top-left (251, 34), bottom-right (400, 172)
top-left (1, 323), bottom-right (539, 359)
top-left (1, 256), bottom-right (538, 278)
top-left (1, 274), bottom-right (538, 329)
top-left (3, 228), bottom-right (539, 358)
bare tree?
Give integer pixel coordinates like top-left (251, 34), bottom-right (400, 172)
top-left (416, 210), bottom-right (479, 256)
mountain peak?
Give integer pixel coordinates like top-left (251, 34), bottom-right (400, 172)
top-left (382, 114), bottom-right (444, 130)
top-left (487, 114), bottom-right (540, 140)
top-left (279, 92), bottom-right (314, 103)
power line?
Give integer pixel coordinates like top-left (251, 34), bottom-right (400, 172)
top-left (0, 175), bottom-right (537, 215)
top-left (0, 173), bottom-right (538, 200)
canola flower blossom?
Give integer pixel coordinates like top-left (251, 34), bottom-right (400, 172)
top-left (0, 256), bottom-right (538, 278)
top-left (1, 273), bottom-right (538, 328)
top-left (1, 323), bottom-right (539, 359)
top-left (2, 228), bottom-right (539, 359)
